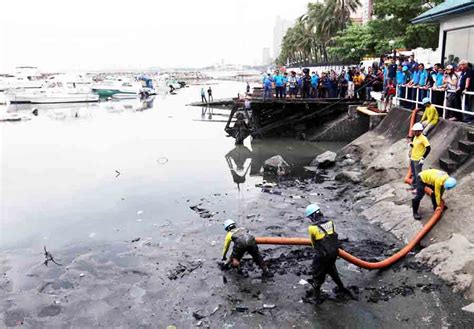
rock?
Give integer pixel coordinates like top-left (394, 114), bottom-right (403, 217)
top-left (192, 310), bottom-right (206, 320)
top-left (263, 155), bottom-right (290, 176)
top-left (416, 234), bottom-right (474, 294)
top-left (303, 166), bottom-right (319, 172)
top-left (462, 303), bottom-right (474, 313)
top-left (363, 167), bottom-right (401, 188)
top-left (310, 151), bottom-right (337, 168)
top-left (341, 159), bottom-right (356, 167)
top-left (335, 171), bottom-right (362, 184)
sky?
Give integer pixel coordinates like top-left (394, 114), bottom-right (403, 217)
top-left (0, 0), bottom-right (309, 72)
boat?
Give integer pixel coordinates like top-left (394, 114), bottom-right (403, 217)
top-left (5, 74), bottom-right (99, 104)
top-left (91, 77), bottom-right (156, 98)
top-left (0, 66), bottom-right (44, 92)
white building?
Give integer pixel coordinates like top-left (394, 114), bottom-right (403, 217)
top-left (412, 0), bottom-right (474, 65)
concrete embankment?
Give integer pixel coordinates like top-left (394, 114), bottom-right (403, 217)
top-left (328, 106), bottom-right (474, 302)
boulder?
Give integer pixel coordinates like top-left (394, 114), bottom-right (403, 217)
top-left (341, 159), bottom-right (356, 167)
top-left (311, 151), bottom-right (337, 168)
top-left (335, 170), bottom-right (362, 183)
top-left (263, 155), bottom-right (290, 176)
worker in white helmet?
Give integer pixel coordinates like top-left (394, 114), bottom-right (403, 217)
top-left (408, 122), bottom-right (431, 191)
top-left (221, 219), bottom-right (272, 277)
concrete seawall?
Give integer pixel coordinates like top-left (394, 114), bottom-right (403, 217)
top-left (330, 107), bottom-right (474, 302)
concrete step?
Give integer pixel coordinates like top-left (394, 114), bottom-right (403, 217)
top-left (458, 139), bottom-right (474, 155)
top-left (439, 157), bottom-right (458, 174)
top-left (448, 148), bottom-right (469, 164)
top-left (468, 130), bottom-right (474, 142)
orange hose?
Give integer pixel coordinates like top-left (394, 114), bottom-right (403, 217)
top-left (257, 202), bottom-right (444, 269)
top-left (256, 107), bottom-right (446, 270)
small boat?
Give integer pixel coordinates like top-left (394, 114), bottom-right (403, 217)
top-left (0, 66), bottom-right (44, 92)
top-left (91, 76), bottom-right (155, 98)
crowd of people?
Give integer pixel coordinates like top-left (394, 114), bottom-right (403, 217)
top-left (262, 56), bottom-right (473, 123)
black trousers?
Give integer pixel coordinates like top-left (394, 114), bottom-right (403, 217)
top-left (231, 238), bottom-right (267, 271)
top-left (312, 253), bottom-right (345, 290)
top-left (412, 180), bottom-right (437, 213)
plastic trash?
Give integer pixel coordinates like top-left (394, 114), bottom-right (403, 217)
top-left (263, 304), bottom-right (275, 309)
top-left (137, 210), bottom-right (144, 215)
top-left (298, 279), bottom-right (309, 285)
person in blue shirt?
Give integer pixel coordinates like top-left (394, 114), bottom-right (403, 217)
top-left (273, 70), bottom-right (284, 99)
top-left (431, 64), bottom-right (444, 107)
top-left (418, 63), bottom-right (429, 102)
top-left (262, 73), bottom-right (273, 101)
top-left (408, 55), bottom-right (418, 73)
top-left (409, 66), bottom-right (420, 105)
top-left (310, 71), bottom-right (319, 98)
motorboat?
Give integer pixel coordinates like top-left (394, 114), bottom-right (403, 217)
top-left (5, 74), bottom-right (99, 104)
top-left (91, 77), bottom-right (155, 98)
top-left (0, 66), bottom-right (44, 92)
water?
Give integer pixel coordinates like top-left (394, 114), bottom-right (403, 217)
top-left (0, 81), bottom-right (343, 251)
top-left (2, 81), bottom-right (474, 328)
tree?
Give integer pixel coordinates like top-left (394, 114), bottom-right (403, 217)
top-left (328, 23), bottom-right (374, 62)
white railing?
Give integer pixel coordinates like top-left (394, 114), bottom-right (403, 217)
top-left (394, 85), bottom-right (474, 120)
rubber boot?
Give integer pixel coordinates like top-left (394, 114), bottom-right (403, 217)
top-left (431, 194), bottom-right (438, 211)
top-left (412, 199), bottom-right (422, 220)
top-left (313, 285), bottom-right (324, 305)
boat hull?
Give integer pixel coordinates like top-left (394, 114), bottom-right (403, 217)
top-left (7, 93), bottom-right (99, 104)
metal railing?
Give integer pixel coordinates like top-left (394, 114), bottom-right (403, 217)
top-left (394, 85), bottom-right (474, 120)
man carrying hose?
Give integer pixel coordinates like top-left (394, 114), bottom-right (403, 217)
top-left (221, 219), bottom-right (272, 278)
top-left (305, 204), bottom-right (352, 303)
top-left (412, 169), bottom-right (456, 220)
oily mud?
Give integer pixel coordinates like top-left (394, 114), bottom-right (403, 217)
top-left (2, 160), bottom-right (474, 328)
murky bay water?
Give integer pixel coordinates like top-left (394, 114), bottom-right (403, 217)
top-left (0, 81), bottom-right (343, 251)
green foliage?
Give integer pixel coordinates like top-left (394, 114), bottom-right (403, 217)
top-left (278, 0), bottom-right (443, 65)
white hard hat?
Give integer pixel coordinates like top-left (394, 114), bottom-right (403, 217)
top-left (411, 122), bottom-right (424, 131)
top-left (223, 219), bottom-right (236, 231)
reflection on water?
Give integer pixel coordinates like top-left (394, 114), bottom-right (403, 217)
top-left (224, 140), bottom-right (345, 188)
top-left (1, 81), bottom-right (344, 251)
top-left (3, 96), bottom-right (155, 119)
top-left (225, 145), bottom-right (252, 189)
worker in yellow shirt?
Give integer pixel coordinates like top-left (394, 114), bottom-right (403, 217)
top-left (420, 98), bottom-right (439, 135)
top-left (305, 204), bottom-right (352, 303)
top-left (412, 169), bottom-right (456, 220)
top-left (408, 122), bottom-right (431, 190)
top-left (221, 219), bottom-right (271, 277)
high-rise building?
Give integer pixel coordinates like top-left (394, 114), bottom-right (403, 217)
top-left (362, 0), bottom-right (373, 25)
top-left (273, 16), bottom-right (292, 60)
top-left (262, 48), bottom-right (271, 65)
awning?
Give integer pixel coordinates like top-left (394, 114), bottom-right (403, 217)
top-left (411, 0), bottom-right (474, 24)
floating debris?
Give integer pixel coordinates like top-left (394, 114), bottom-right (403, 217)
top-left (115, 170), bottom-right (121, 177)
top-left (263, 304), bottom-right (276, 309)
top-left (43, 246), bottom-right (62, 267)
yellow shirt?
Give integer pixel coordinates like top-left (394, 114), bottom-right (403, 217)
top-left (308, 221), bottom-right (335, 247)
top-left (353, 75), bottom-right (363, 85)
top-left (411, 134), bottom-right (430, 161)
top-left (419, 169), bottom-right (449, 206)
top-left (222, 231), bottom-right (233, 257)
top-left (421, 104), bottom-right (439, 125)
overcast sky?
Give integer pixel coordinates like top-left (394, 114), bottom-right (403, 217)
top-left (0, 0), bottom-right (309, 72)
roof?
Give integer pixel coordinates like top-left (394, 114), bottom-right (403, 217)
top-left (412, 0), bottom-right (474, 24)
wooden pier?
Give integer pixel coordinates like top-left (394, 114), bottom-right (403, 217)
top-left (188, 90), bottom-right (363, 139)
